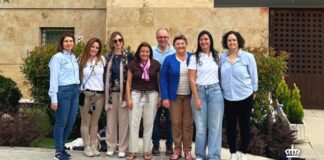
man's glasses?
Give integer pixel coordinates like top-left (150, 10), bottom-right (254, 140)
top-left (156, 36), bottom-right (169, 40)
top-left (113, 38), bottom-right (123, 44)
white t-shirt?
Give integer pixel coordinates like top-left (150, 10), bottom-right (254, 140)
top-left (176, 56), bottom-right (190, 95)
top-left (81, 56), bottom-right (106, 91)
top-left (188, 52), bottom-right (219, 85)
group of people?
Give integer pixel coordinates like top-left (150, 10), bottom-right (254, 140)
top-left (48, 27), bottom-right (258, 160)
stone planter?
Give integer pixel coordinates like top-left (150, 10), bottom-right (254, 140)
top-left (275, 103), bottom-right (306, 143)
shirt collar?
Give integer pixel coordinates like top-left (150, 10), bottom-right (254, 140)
top-left (225, 49), bottom-right (243, 57)
top-left (62, 50), bottom-right (72, 55)
top-left (155, 44), bottom-right (172, 54)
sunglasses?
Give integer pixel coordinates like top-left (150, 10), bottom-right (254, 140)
top-left (113, 38), bottom-right (123, 44)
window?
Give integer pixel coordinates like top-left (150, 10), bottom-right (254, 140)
top-left (41, 27), bottom-right (74, 45)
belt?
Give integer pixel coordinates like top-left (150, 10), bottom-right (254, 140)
top-left (85, 89), bottom-right (104, 94)
top-left (132, 90), bottom-right (155, 94)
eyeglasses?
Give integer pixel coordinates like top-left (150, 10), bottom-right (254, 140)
top-left (156, 36), bottom-right (169, 40)
top-left (113, 38), bottom-right (123, 44)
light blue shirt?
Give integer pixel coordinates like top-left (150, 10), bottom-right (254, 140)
top-left (48, 50), bottom-right (80, 103)
top-left (152, 44), bottom-right (175, 65)
top-left (220, 49), bottom-right (258, 101)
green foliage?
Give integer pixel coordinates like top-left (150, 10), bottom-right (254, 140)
top-left (275, 79), bottom-right (291, 113)
top-left (21, 43), bottom-right (87, 125)
top-left (245, 47), bottom-right (288, 126)
top-left (275, 79), bottom-right (304, 124)
top-left (0, 75), bottom-right (22, 114)
top-left (286, 84), bottom-right (304, 124)
top-left (0, 111), bottom-right (51, 146)
top-left (20, 108), bottom-right (52, 134)
top-left (31, 138), bottom-right (54, 149)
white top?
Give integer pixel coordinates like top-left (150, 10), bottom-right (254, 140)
top-left (81, 56), bottom-right (106, 91)
top-left (176, 56), bottom-right (190, 95)
top-left (188, 52), bottom-right (219, 85)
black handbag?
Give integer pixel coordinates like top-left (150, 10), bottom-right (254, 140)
top-left (79, 91), bottom-right (85, 106)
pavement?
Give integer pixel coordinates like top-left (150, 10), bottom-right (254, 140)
top-left (294, 109), bottom-right (324, 160)
top-left (0, 109), bottom-right (322, 160)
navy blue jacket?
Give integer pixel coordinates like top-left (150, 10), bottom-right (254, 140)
top-left (160, 52), bottom-right (192, 101)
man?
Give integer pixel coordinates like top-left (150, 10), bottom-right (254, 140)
top-left (152, 27), bottom-right (175, 155)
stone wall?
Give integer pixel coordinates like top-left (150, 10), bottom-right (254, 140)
top-left (106, 0), bottom-right (269, 52)
top-left (0, 1), bottom-right (106, 98)
top-left (0, 0), bottom-right (269, 98)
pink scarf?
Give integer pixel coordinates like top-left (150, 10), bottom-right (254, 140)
top-left (140, 59), bottom-right (151, 81)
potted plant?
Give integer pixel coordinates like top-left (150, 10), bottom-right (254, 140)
top-left (275, 79), bottom-right (305, 142)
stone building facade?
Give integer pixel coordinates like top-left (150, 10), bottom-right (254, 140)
top-left (0, 0), bottom-right (268, 98)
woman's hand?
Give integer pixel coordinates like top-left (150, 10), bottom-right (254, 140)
top-left (194, 97), bottom-right (202, 111)
top-left (51, 103), bottom-right (58, 111)
top-left (162, 99), bottom-right (170, 108)
top-left (127, 100), bottom-right (133, 110)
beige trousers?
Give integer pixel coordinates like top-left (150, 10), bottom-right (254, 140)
top-left (106, 92), bottom-right (129, 152)
top-left (128, 91), bottom-right (158, 153)
top-left (170, 95), bottom-right (193, 152)
top-left (79, 90), bottom-right (104, 147)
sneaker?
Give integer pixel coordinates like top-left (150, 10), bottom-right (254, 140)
top-left (118, 151), bottom-right (126, 158)
top-left (62, 150), bottom-right (71, 159)
top-left (152, 144), bottom-right (160, 155)
top-left (240, 153), bottom-right (247, 160)
top-left (54, 151), bottom-right (66, 160)
top-left (106, 150), bottom-right (114, 156)
top-left (230, 153), bottom-right (238, 160)
top-left (84, 146), bottom-right (95, 157)
top-left (165, 144), bottom-right (173, 155)
top-left (184, 151), bottom-right (193, 160)
top-left (170, 150), bottom-right (181, 160)
top-left (91, 146), bottom-right (101, 156)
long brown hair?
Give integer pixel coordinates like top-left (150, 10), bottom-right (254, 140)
top-left (79, 38), bottom-right (103, 80)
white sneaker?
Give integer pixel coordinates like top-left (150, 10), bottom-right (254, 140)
top-left (240, 153), bottom-right (247, 160)
top-left (118, 151), bottom-right (126, 158)
top-left (91, 146), bottom-right (101, 156)
top-left (230, 153), bottom-right (238, 160)
top-left (106, 150), bottom-right (114, 156)
top-left (84, 146), bottom-right (95, 157)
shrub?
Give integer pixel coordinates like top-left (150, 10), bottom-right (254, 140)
top-left (0, 111), bottom-right (51, 146)
top-left (0, 75), bottom-right (22, 114)
top-left (275, 78), bottom-right (291, 111)
top-left (21, 108), bottom-right (52, 135)
top-left (286, 84), bottom-right (304, 124)
top-left (245, 47), bottom-right (288, 127)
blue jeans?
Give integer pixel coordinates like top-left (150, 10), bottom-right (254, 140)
top-left (54, 84), bottom-right (79, 152)
top-left (192, 83), bottom-right (224, 160)
top-left (152, 106), bottom-right (173, 146)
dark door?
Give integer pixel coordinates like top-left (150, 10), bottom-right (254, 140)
top-left (270, 8), bottom-right (324, 109)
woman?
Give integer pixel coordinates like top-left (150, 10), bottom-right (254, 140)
top-left (78, 38), bottom-right (105, 157)
top-left (126, 42), bottom-right (160, 160)
top-left (188, 30), bottom-right (224, 160)
top-left (104, 31), bottom-right (133, 158)
top-left (160, 35), bottom-right (193, 160)
top-left (48, 33), bottom-right (80, 160)
top-left (220, 31), bottom-right (258, 160)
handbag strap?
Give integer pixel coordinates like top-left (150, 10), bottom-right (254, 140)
top-left (81, 65), bottom-right (95, 90)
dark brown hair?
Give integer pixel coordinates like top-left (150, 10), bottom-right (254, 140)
top-left (57, 33), bottom-right (75, 52)
top-left (222, 30), bottom-right (245, 49)
top-left (172, 34), bottom-right (187, 46)
top-left (134, 42), bottom-right (153, 62)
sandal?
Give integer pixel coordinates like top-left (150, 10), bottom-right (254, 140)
top-left (170, 150), bottom-right (181, 160)
top-left (143, 152), bottom-right (152, 160)
top-left (126, 153), bottom-right (136, 160)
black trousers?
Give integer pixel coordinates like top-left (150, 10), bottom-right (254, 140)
top-left (224, 94), bottom-right (253, 153)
